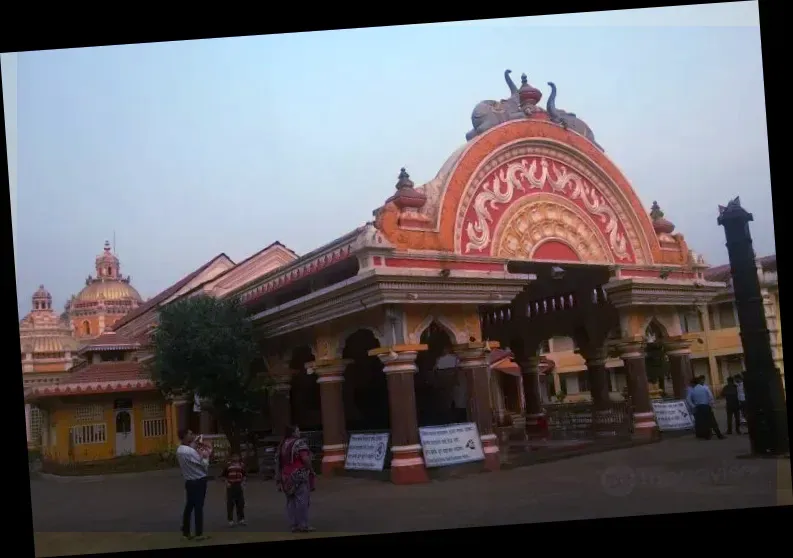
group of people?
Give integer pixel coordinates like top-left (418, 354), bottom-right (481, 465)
top-left (686, 373), bottom-right (746, 440)
top-left (174, 425), bottom-right (317, 541)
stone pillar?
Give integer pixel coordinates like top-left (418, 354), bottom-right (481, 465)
top-left (371, 345), bottom-right (430, 485)
top-left (580, 346), bottom-right (612, 436)
top-left (664, 336), bottom-right (693, 399)
top-left (311, 358), bottom-right (350, 476)
top-left (616, 337), bottom-right (658, 441)
top-left (515, 355), bottom-right (546, 438)
top-left (269, 374), bottom-right (293, 436)
top-left (454, 342), bottom-right (499, 471)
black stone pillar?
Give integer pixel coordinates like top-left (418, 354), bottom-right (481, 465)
top-left (718, 197), bottom-right (788, 455)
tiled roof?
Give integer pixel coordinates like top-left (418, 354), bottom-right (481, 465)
top-left (488, 349), bottom-right (555, 376)
top-left (703, 254), bottom-right (776, 282)
top-left (25, 361), bottom-right (155, 400)
top-left (111, 253), bottom-right (231, 331)
top-left (77, 331), bottom-right (140, 355)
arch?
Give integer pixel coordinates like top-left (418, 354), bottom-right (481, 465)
top-left (643, 318), bottom-right (669, 343)
top-left (489, 192), bottom-right (614, 263)
top-left (409, 314), bottom-right (468, 345)
top-left (336, 325), bottom-right (386, 352)
top-left (341, 329), bottom-right (389, 431)
top-left (82, 320), bottom-right (91, 336)
top-left (376, 119), bottom-right (660, 264)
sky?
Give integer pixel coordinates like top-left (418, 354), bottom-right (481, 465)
top-left (5, 2), bottom-right (772, 318)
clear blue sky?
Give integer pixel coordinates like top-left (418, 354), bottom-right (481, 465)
top-left (6, 2), bottom-right (772, 317)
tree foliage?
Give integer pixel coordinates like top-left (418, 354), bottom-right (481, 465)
top-left (149, 294), bottom-right (269, 452)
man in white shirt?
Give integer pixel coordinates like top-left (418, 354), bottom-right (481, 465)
top-left (686, 376), bottom-right (725, 440)
top-left (176, 429), bottom-right (211, 541)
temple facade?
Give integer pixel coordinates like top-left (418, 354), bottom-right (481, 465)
top-left (208, 73), bottom-right (731, 484)
top-left (20, 285), bottom-right (80, 446)
top-left (67, 241), bottom-right (143, 339)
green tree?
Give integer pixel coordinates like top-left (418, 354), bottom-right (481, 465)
top-left (149, 294), bottom-right (270, 453)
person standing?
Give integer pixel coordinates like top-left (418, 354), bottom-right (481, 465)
top-left (735, 373), bottom-right (747, 425)
top-left (221, 453), bottom-right (247, 527)
top-left (176, 429), bottom-right (211, 541)
top-left (721, 377), bottom-right (741, 435)
top-left (275, 425), bottom-right (316, 533)
top-left (686, 376), bottom-right (725, 440)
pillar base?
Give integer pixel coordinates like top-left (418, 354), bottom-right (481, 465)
top-left (320, 445), bottom-right (346, 476)
top-left (525, 413), bottom-right (548, 439)
top-left (390, 446), bottom-right (429, 485)
top-left (632, 412), bottom-right (659, 442)
top-left (481, 434), bottom-right (500, 472)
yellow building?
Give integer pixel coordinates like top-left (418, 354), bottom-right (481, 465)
top-left (24, 331), bottom-right (174, 464)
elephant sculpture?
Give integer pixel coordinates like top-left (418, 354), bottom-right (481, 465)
top-left (465, 70), bottom-right (526, 141)
top-left (546, 82), bottom-right (604, 152)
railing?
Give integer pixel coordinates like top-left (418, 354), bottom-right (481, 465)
top-left (543, 401), bottom-right (633, 441)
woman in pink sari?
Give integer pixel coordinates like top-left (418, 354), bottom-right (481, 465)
top-left (275, 425), bottom-right (316, 532)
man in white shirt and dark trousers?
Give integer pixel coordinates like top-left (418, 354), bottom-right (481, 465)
top-left (686, 376), bottom-right (725, 440)
top-left (176, 429), bottom-right (211, 541)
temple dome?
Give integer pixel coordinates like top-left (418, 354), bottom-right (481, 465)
top-left (74, 280), bottom-right (143, 304)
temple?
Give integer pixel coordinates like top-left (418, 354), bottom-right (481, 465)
top-left (68, 241), bottom-right (143, 339)
top-left (22, 72), bottom-right (783, 476)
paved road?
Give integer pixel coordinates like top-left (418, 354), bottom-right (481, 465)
top-left (30, 430), bottom-right (790, 535)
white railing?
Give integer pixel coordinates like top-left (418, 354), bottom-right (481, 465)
top-left (142, 418), bottom-right (167, 438)
top-left (69, 423), bottom-right (107, 445)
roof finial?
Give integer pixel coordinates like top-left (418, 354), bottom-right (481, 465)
top-left (395, 168), bottom-right (414, 190)
top-left (650, 201), bottom-right (664, 221)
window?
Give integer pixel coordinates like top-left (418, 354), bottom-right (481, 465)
top-left (577, 371), bottom-right (590, 393)
top-left (30, 407), bottom-right (43, 444)
top-left (539, 339), bottom-right (551, 354)
top-left (82, 321), bottom-right (91, 336)
top-left (718, 303), bottom-right (737, 328)
top-left (141, 402), bottom-right (165, 419)
top-left (143, 418), bottom-right (167, 438)
top-left (681, 310), bottom-right (703, 333)
top-left (74, 404), bottom-right (103, 422)
top-left (70, 423), bottom-right (107, 445)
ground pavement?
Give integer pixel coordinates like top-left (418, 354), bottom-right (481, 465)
top-left (31, 412), bottom-right (791, 556)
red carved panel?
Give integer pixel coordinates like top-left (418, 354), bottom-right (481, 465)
top-left (459, 155), bottom-right (636, 263)
top-left (532, 240), bottom-right (581, 262)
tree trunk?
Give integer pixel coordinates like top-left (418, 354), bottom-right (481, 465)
top-left (218, 415), bottom-right (242, 454)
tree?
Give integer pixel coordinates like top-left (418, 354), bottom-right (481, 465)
top-left (149, 294), bottom-right (270, 453)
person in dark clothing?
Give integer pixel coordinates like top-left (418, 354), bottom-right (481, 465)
top-left (221, 453), bottom-right (247, 527)
top-left (721, 377), bottom-right (741, 435)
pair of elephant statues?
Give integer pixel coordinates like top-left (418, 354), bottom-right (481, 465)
top-left (465, 70), bottom-right (603, 151)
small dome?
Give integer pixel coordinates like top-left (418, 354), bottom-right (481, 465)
top-left (32, 285), bottom-right (52, 311)
top-left (518, 74), bottom-right (542, 107)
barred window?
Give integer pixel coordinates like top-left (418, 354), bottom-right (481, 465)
top-left (70, 423), bottom-right (107, 445)
top-left (30, 406), bottom-right (43, 444)
top-left (142, 418), bottom-right (167, 438)
top-left (74, 404), bottom-right (103, 422)
top-left (141, 402), bottom-right (165, 419)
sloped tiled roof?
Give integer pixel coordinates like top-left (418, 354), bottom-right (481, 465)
top-left (77, 330), bottom-right (140, 355)
top-left (25, 361), bottom-right (155, 400)
top-left (111, 253), bottom-right (231, 331)
top-left (703, 254), bottom-right (776, 282)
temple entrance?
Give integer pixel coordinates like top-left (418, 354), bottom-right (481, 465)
top-left (290, 346), bottom-right (321, 431)
top-left (341, 329), bottom-right (389, 431)
top-left (415, 322), bottom-right (462, 426)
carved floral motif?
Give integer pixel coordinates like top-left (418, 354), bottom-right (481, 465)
top-left (461, 156), bottom-right (633, 261)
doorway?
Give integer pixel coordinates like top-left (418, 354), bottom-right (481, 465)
top-left (114, 409), bottom-right (135, 456)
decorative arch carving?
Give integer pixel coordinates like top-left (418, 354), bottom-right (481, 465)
top-left (408, 315), bottom-right (468, 345)
top-left (375, 120), bottom-right (661, 263)
top-left (491, 193), bottom-right (614, 263)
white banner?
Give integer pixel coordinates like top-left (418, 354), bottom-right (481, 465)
top-left (419, 422), bottom-right (485, 468)
top-left (345, 433), bottom-right (390, 471)
top-left (651, 399), bottom-right (694, 431)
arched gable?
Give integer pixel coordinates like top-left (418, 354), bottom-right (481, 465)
top-left (376, 119), bottom-right (663, 265)
top-left (446, 120), bottom-right (658, 264)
